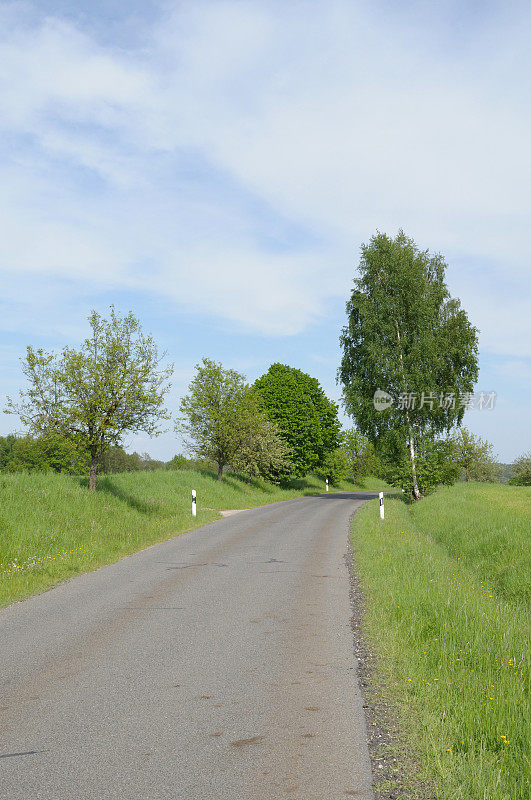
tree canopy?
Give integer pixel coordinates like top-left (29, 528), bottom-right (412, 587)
top-left (339, 230), bottom-right (478, 498)
top-left (0, 432), bottom-right (87, 474)
top-left (509, 452), bottom-right (531, 486)
top-left (178, 358), bottom-right (247, 481)
top-left (6, 308), bottom-right (172, 490)
top-left (341, 428), bottom-right (379, 483)
top-left (178, 359), bottom-right (291, 482)
top-left (253, 363), bottom-right (340, 476)
top-left (316, 447), bottom-right (352, 485)
top-left (450, 428), bottom-right (498, 482)
top-left (230, 391), bottom-right (292, 483)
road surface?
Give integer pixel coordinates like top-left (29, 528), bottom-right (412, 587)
top-left (0, 492), bottom-right (377, 799)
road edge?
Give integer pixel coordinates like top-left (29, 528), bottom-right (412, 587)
top-left (347, 507), bottom-right (431, 800)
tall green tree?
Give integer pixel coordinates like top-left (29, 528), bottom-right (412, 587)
top-left (6, 308), bottom-right (172, 490)
top-left (339, 230), bottom-right (478, 499)
top-left (450, 428), bottom-right (498, 482)
top-left (178, 360), bottom-right (292, 483)
top-left (178, 358), bottom-right (248, 481)
top-left (253, 363), bottom-right (340, 476)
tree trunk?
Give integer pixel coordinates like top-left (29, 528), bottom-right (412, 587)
top-left (408, 436), bottom-right (421, 500)
top-left (89, 457), bottom-right (98, 492)
top-left (394, 321), bottom-right (421, 500)
top-left (217, 463), bottom-right (223, 482)
top-left (405, 417), bottom-right (421, 500)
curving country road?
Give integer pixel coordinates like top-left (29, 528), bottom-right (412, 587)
top-left (0, 492), bottom-right (377, 800)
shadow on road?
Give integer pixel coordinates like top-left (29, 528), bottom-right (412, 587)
top-left (310, 491), bottom-right (395, 501)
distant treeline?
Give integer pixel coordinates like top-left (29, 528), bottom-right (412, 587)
top-left (1, 431), bottom-right (529, 487)
top-left (0, 434), bottom-right (167, 475)
top-left (0, 432), bottom-right (235, 476)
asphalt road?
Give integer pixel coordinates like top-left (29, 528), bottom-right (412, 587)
top-left (0, 492), bottom-right (378, 800)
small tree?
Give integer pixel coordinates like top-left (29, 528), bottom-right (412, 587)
top-left (230, 392), bottom-right (292, 483)
top-left (178, 358), bottom-right (248, 481)
top-left (166, 453), bottom-right (189, 470)
top-left (317, 447), bottom-right (352, 486)
top-left (6, 308), bottom-right (172, 490)
top-left (341, 428), bottom-right (378, 483)
top-left (508, 452), bottom-right (531, 486)
top-left (379, 433), bottom-right (460, 495)
top-left (339, 230), bottom-right (479, 499)
top-left (450, 428), bottom-right (498, 482)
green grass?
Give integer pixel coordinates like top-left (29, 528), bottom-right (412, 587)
top-left (0, 468), bottom-right (389, 608)
top-left (351, 482), bottom-right (530, 800)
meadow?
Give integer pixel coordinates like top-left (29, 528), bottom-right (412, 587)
top-left (0, 468), bottom-right (386, 607)
top-left (351, 482), bottom-right (530, 800)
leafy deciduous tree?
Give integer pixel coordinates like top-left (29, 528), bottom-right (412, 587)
top-left (508, 452), bottom-right (531, 486)
top-left (317, 447), bottom-right (352, 485)
top-left (230, 391), bottom-right (292, 483)
top-left (165, 453), bottom-right (189, 470)
top-left (378, 434), bottom-right (460, 495)
top-left (6, 308), bottom-right (172, 490)
top-left (341, 428), bottom-right (379, 483)
top-left (339, 230), bottom-right (478, 499)
top-left (0, 432), bottom-right (88, 474)
top-left (178, 358), bottom-right (248, 481)
top-left (178, 359), bottom-right (293, 483)
top-left (254, 363), bottom-right (340, 476)
top-left (450, 428), bottom-right (499, 482)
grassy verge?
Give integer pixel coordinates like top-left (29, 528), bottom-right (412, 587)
top-left (0, 469), bottom-right (390, 608)
top-left (351, 482), bottom-right (530, 800)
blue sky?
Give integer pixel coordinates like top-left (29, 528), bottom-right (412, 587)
top-left (1, 0), bottom-right (529, 462)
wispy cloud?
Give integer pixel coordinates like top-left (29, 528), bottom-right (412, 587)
top-left (0, 0), bottom-right (529, 348)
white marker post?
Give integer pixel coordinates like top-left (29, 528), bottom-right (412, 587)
top-left (326, 478), bottom-right (329, 492)
top-left (192, 489), bottom-right (197, 517)
top-left (379, 491), bottom-right (384, 520)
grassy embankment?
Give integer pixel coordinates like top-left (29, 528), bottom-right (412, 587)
top-left (0, 469), bottom-right (388, 608)
top-left (351, 482), bottom-right (530, 800)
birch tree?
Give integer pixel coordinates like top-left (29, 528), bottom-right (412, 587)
top-left (339, 230), bottom-right (478, 499)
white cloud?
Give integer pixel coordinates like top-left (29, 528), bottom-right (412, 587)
top-left (0, 0), bottom-right (529, 348)
top-left (0, 16), bottom-right (150, 129)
